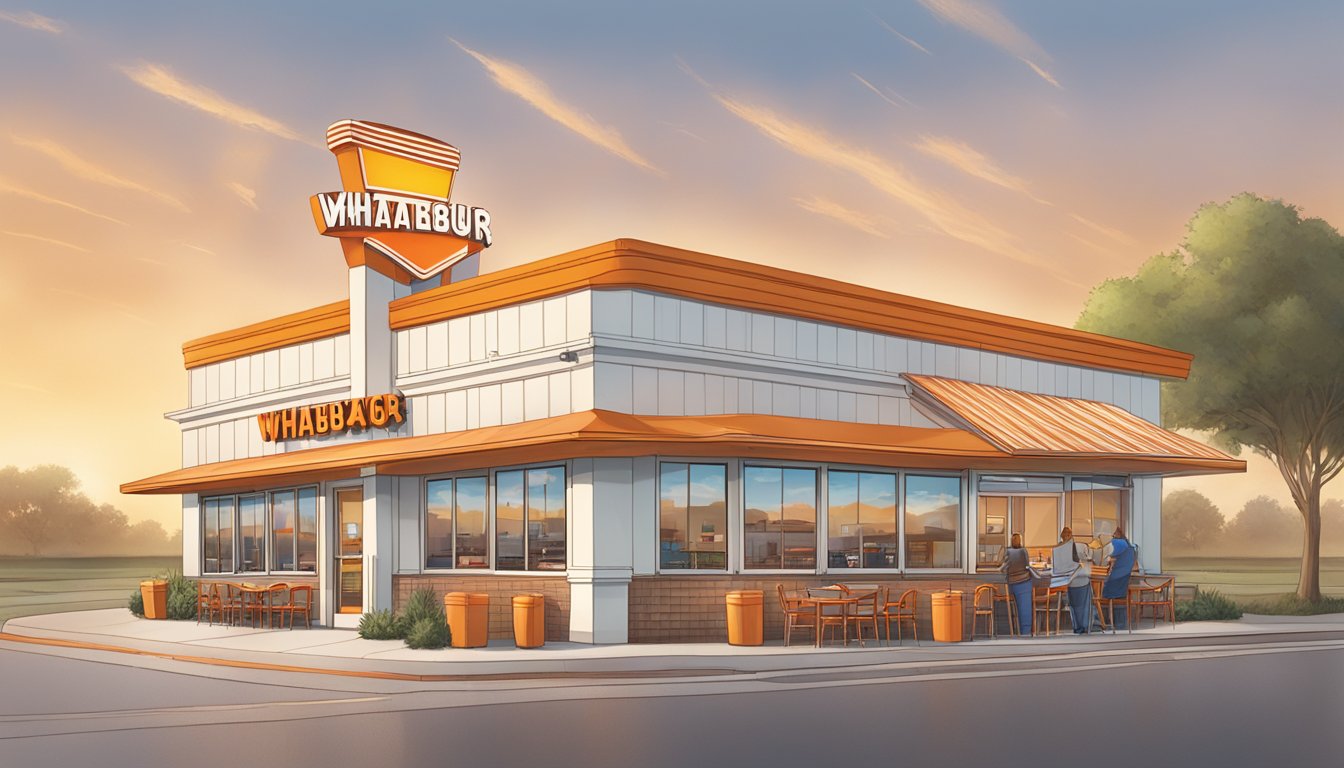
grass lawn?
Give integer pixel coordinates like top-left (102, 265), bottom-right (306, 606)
top-left (0, 556), bottom-right (179, 624)
top-left (1164, 556), bottom-right (1344, 615)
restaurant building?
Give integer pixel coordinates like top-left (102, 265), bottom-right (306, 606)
top-left (123, 120), bottom-right (1245, 643)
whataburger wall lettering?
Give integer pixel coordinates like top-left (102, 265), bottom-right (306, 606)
top-left (258, 394), bottom-right (404, 442)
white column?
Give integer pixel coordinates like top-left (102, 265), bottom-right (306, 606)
top-left (1133, 476), bottom-right (1162, 573)
top-left (181, 494), bottom-right (201, 577)
top-left (362, 472), bottom-right (396, 613)
top-left (567, 458), bottom-right (634, 643)
top-left (349, 265), bottom-right (396, 398)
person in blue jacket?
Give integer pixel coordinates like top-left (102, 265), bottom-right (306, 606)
top-left (1101, 527), bottom-right (1137, 629)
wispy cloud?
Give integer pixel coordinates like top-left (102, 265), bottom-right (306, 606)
top-left (0, 177), bottom-right (127, 225)
top-left (225, 181), bottom-right (258, 210)
top-left (453, 39), bottom-right (662, 175)
top-left (912, 135), bottom-right (1049, 204)
top-left (2, 229), bottom-right (90, 253)
top-left (121, 63), bottom-right (315, 147)
top-left (0, 10), bottom-right (63, 34)
top-left (11, 135), bottom-right (189, 212)
top-left (874, 14), bottom-right (931, 54)
top-left (917, 0), bottom-right (1061, 88)
top-left (1065, 231), bottom-right (1111, 253)
top-left (182, 242), bottom-right (215, 255)
top-left (1070, 213), bottom-right (1136, 246)
top-left (709, 94), bottom-right (1070, 280)
top-left (48, 287), bottom-right (153, 324)
top-left (659, 121), bottom-right (707, 143)
top-left (794, 195), bottom-right (887, 238)
top-left (851, 73), bottom-right (917, 109)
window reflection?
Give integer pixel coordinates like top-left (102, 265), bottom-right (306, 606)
top-left (827, 470), bottom-right (897, 568)
top-left (905, 475), bottom-right (961, 569)
top-left (660, 463), bottom-right (727, 570)
top-left (744, 466), bottom-right (816, 569)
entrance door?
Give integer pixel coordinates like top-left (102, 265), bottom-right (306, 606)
top-left (977, 495), bottom-right (1061, 568)
top-left (335, 488), bottom-right (363, 614)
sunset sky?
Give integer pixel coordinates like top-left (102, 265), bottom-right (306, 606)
top-left (1, 1), bottom-right (1341, 533)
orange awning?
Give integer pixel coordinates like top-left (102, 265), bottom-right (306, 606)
top-left (904, 374), bottom-right (1244, 473)
top-left (123, 405), bottom-right (1242, 497)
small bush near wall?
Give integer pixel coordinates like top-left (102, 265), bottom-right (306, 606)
top-left (358, 609), bottom-right (406, 640)
top-left (1175, 589), bottom-right (1243, 622)
top-left (164, 571), bottom-right (197, 620)
top-left (128, 589), bottom-right (144, 616)
top-left (405, 616), bottom-right (450, 649)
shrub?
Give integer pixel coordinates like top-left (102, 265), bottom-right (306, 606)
top-left (128, 588), bottom-right (145, 617)
top-left (1240, 594), bottom-right (1344, 616)
top-left (402, 588), bottom-right (442, 626)
top-left (358, 609), bottom-right (405, 640)
top-left (163, 570), bottom-right (198, 620)
top-left (404, 615), bottom-right (450, 649)
top-left (1175, 589), bottom-right (1243, 622)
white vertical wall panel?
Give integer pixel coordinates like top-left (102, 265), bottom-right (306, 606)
top-left (428, 320), bottom-right (450, 368)
top-left (408, 325), bottom-right (427, 373)
top-left (279, 346), bottom-right (299, 387)
top-left (799, 386), bottom-right (817, 419)
top-left (543, 297), bottom-right (567, 347)
top-left (878, 396), bottom-right (900, 425)
top-left (410, 394), bottom-right (428, 436)
top-left (566, 292), bottom-right (592, 341)
top-left (299, 344), bottom-right (314, 383)
top-left (484, 310), bottom-right (498, 357)
top-left (752, 380), bottom-right (772, 414)
top-left (817, 324), bottom-right (838, 365)
top-left (523, 377), bottom-right (548, 421)
top-left (396, 331), bottom-right (410, 376)
top-left (773, 383), bottom-right (800, 417)
top-left (657, 370), bottom-right (684, 416)
top-left (683, 372), bottom-right (705, 415)
top-left (218, 360), bottom-right (235, 401)
top-left (428, 392), bottom-right (446, 434)
top-left (335, 335), bottom-right (350, 377)
top-left (500, 380), bottom-right (524, 424)
top-left (1081, 369), bottom-right (1095, 400)
top-left (632, 367), bottom-right (658, 414)
top-left (885, 337), bottom-right (906, 373)
top-left (836, 328), bottom-right (857, 367)
top-left (445, 390), bottom-right (467, 432)
top-left (774, 317), bottom-right (796, 358)
top-left (679, 300), bottom-right (703, 346)
top-left (838, 391), bottom-right (857, 422)
top-left (856, 394), bottom-right (879, 423)
top-left (704, 373), bottom-right (724, 414)
top-left (631, 456), bottom-right (657, 576)
top-left (233, 418), bottom-right (248, 459)
top-left (448, 317), bottom-right (470, 365)
top-left (466, 388), bottom-right (480, 429)
top-left (750, 313), bottom-right (773, 355)
top-left (549, 371), bottom-right (572, 416)
top-left (726, 309), bottom-right (749, 351)
top-left (248, 420), bottom-right (262, 459)
top-left (182, 429), bottom-right (198, 467)
top-left (396, 476), bottom-right (421, 573)
top-left (570, 365), bottom-right (594, 412)
top-left (591, 290), bottom-right (632, 337)
top-left (631, 293), bottom-right (655, 339)
top-left (703, 305), bottom-right (727, 348)
top-left (595, 362), bottom-right (633, 413)
top-left (205, 364), bottom-right (219, 403)
top-left (737, 379), bottom-right (753, 412)
top-left (469, 315), bottom-right (486, 362)
top-left (818, 389), bottom-right (838, 420)
top-left (479, 383), bottom-right (502, 427)
top-left (722, 375), bottom-right (739, 412)
top-left (796, 321), bottom-right (818, 361)
top-left (654, 295), bottom-right (679, 343)
top-left (204, 423), bottom-right (219, 463)
top-left (313, 338), bottom-right (334, 381)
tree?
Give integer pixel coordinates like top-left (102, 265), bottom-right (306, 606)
top-left (1222, 496), bottom-right (1301, 555)
top-left (0, 465), bottom-right (82, 555)
top-left (1162, 489), bottom-right (1224, 553)
top-left (1077, 194), bottom-right (1344, 601)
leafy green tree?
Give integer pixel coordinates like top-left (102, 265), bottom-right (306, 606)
top-left (1162, 489), bottom-right (1224, 554)
top-left (1222, 496), bottom-right (1300, 555)
top-left (1078, 194), bottom-right (1344, 601)
top-left (0, 465), bottom-right (81, 555)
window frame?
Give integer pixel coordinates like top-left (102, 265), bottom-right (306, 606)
top-left (655, 460), bottom-right (730, 574)
top-left (901, 471), bottom-right (966, 573)
top-left (490, 462), bottom-right (569, 574)
top-left (421, 472), bottom-right (492, 572)
top-left (198, 484), bottom-right (318, 577)
top-left (740, 461), bottom-right (821, 574)
top-left (823, 466), bottom-right (902, 573)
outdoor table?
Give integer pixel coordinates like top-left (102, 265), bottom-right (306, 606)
top-left (800, 585), bottom-right (878, 648)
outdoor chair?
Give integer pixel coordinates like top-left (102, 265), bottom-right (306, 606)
top-left (1132, 576), bottom-right (1175, 629)
top-left (219, 582), bottom-right (244, 626)
top-left (777, 584), bottom-right (816, 647)
top-left (279, 585), bottom-right (315, 629)
top-left (195, 581), bottom-right (223, 625)
top-left (1033, 585), bottom-right (1066, 636)
top-left (993, 583), bottom-right (1020, 636)
top-left (971, 584), bottom-right (998, 639)
top-left (264, 583), bottom-right (289, 628)
top-left (807, 586), bottom-right (849, 646)
top-left (879, 588), bottom-right (919, 646)
top-left (839, 584), bottom-right (881, 647)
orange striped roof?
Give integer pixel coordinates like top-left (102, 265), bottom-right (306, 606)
top-left (904, 374), bottom-right (1243, 469)
top-left (123, 407), bottom-right (1241, 496)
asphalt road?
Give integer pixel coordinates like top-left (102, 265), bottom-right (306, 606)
top-left (1, 636), bottom-right (1341, 768)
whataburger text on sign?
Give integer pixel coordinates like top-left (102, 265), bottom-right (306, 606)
top-left (257, 393), bottom-right (404, 442)
top-left (314, 191), bottom-right (492, 246)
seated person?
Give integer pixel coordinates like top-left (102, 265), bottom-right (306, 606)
top-left (1101, 527), bottom-right (1137, 628)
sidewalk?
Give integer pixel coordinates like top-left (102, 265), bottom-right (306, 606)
top-left (4, 608), bottom-right (1343, 681)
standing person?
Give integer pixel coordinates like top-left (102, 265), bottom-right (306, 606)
top-left (1059, 527), bottom-right (1094, 634)
top-left (1102, 527), bottom-right (1137, 629)
top-left (1001, 533), bottom-right (1034, 636)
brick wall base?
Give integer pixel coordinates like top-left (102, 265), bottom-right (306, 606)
top-left (393, 575), bottom-right (570, 642)
top-left (629, 574), bottom-right (1018, 644)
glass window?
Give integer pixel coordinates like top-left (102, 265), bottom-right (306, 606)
top-left (977, 495), bottom-right (1010, 569)
top-left (270, 490), bottom-right (296, 571)
top-left (425, 476), bottom-right (489, 569)
top-left (744, 466), bottom-right (816, 570)
top-left (828, 470), bottom-right (898, 569)
top-left (659, 463), bottom-right (728, 570)
top-left (528, 467), bottom-right (566, 571)
top-left (905, 475), bottom-right (961, 569)
top-left (495, 470), bottom-right (525, 570)
top-left (1070, 477), bottom-right (1130, 547)
top-left (238, 494), bottom-right (266, 572)
top-left (202, 496), bottom-right (233, 574)
top-left (297, 487), bottom-right (317, 573)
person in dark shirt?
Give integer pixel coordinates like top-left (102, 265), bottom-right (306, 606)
top-left (1001, 533), bottom-right (1034, 636)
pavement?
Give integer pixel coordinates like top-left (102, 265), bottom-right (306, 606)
top-left (5, 608), bottom-right (1344, 680)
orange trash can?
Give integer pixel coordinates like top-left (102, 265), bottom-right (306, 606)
top-left (445, 592), bottom-right (490, 648)
top-left (931, 590), bottom-right (964, 642)
top-left (140, 579), bottom-right (168, 620)
top-left (512, 593), bottom-right (546, 648)
top-left (726, 590), bottom-right (764, 646)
